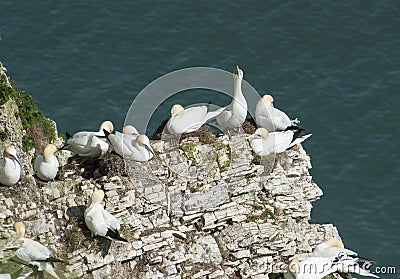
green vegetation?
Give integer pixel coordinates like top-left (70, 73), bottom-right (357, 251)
top-left (246, 215), bottom-right (259, 222)
top-left (262, 209), bottom-right (277, 220)
top-left (21, 135), bottom-right (35, 152)
top-left (0, 130), bottom-right (8, 141)
top-left (0, 75), bottom-right (57, 153)
top-left (252, 204), bottom-right (263, 211)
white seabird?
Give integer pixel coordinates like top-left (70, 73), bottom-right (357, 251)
top-left (248, 128), bottom-right (312, 156)
top-left (107, 125), bottom-right (140, 157)
top-left (166, 104), bottom-right (225, 135)
top-left (0, 145), bottom-right (21, 186)
top-left (105, 130), bottom-right (154, 162)
top-left (64, 120), bottom-right (114, 158)
top-left (284, 256), bottom-right (379, 279)
top-left (313, 239), bottom-right (378, 275)
top-left (313, 239), bottom-right (358, 258)
top-left (255, 94), bottom-right (299, 132)
top-left (216, 66), bottom-right (248, 133)
top-left (13, 222), bottom-right (63, 279)
top-left (0, 274), bottom-right (11, 279)
top-left (84, 189), bottom-right (128, 242)
top-left (33, 144), bottom-right (59, 181)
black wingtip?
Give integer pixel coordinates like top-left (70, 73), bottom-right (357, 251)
top-left (284, 125), bottom-right (304, 132)
top-left (37, 257), bottom-right (67, 264)
top-left (106, 229), bottom-right (128, 242)
top-left (103, 129), bottom-right (111, 138)
top-left (66, 132), bottom-right (72, 139)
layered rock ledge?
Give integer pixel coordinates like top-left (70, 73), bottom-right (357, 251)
top-left (0, 63), bottom-right (344, 279)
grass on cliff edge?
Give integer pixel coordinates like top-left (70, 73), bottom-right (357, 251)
top-left (0, 80), bottom-right (57, 153)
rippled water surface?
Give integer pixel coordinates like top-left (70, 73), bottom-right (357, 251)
top-left (1, 1), bottom-right (399, 277)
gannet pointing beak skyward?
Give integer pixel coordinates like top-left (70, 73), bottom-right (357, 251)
top-left (216, 66), bottom-right (248, 133)
top-left (84, 189), bottom-right (128, 242)
top-left (13, 222), bottom-right (64, 279)
top-left (34, 144), bottom-right (59, 181)
top-left (0, 145), bottom-right (21, 186)
top-left (166, 103), bottom-right (225, 135)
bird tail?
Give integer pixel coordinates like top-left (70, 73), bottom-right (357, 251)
top-left (43, 263), bottom-right (60, 279)
top-left (106, 229), bottom-right (128, 242)
top-left (204, 106), bottom-right (226, 122)
top-left (288, 134), bottom-right (312, 149)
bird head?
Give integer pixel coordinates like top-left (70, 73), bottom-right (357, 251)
top-left (13, 222), bottom-right (25, 239)
top-left (43, 144), bottom-right (58, 162)
top-left (99, 121), bottom-right (114, 134)
top-left (122, 125), bottom-right (138, 135)
top-left (91, 189), bottom-right (105, 204)
top-left (171, 104), bottom-right (184, 116)
top-left (233, 65), bottom-right (244, 80)
top-left (4, 146), bottom-right (21, 166)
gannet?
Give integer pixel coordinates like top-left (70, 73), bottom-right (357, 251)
top-left (248, 128), bottom-right (312, 156)
top-left (284, 256), bottom-right (379, 279)
top-left (105, 125), bottom-right (139, 158)
top-left (0, 274), bottom-right (11, 279)
top-left (255, 94), bottom-right (299, 132)
top-left (84, 189), bottom-right (128, 242)
top-left (63, 120), bottom-right (114, 158)
top-left (166, 104), bottom-right (225, 134)
top-left (313, 239), bottom-right (358, 258)
top-left (313, 239), bottom-right (377, 272)
top-left (216, 66), bottom-right (248, 132)
top-left (105, 130), bottom-right (154, 162)
top-left (0, 146), bottom-right (21, 186)
top-left (13, 222), bottom-right (63, 279)
top-left (33, 144), bottom-right (59, 181)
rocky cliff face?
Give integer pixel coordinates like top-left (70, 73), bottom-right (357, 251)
top-left (0, 63), bottom-right (345, 279)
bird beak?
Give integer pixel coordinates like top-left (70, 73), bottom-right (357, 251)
top-left (144, 145), bottom-right (154, 155)
top-left (247, 134), bottom-right (260, 140)
top-left (11, 155), bottom-right (21, 167)
top-left (234, 65), bottom-right (239, 75)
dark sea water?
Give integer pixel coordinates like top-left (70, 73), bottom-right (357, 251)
top-left (1, 1), bottom-right (399, 277)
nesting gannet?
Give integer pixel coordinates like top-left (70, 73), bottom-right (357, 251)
top-left (33, 144), bottom-right (59, 181)
top-left (107, 125), bottom-right (139, 156)
top-left (248, 128), bottom-right (311, 156)
top-left (255, 94), bottom-right (299, 132)
top-left (13, 222), bottom-right (63, 279)
top-left (0, 146), bottom-right (21, 186)
top-left (64, 120), bottom-right (114, 158)
top-left (313, 239), bottom-right (377, 272)
top-left (216, 66), bottom-right (248, 132)
top-left (0, 274), bottom-right (11, 279)
top-left (284, 256), bottom-right (379, 279)
top-left (166, 104), bottom-right (225, 135)
top-left (84, 189), bottom-right (128, 242)
top-left (105, 130), bottom-right (154, 162)
top-left (313, 239), bottom-right (358, 258)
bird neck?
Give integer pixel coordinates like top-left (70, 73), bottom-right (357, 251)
top-left (233, 77), bottom-right (243, 98)
top-left (43, 153), bottom-right (53, 163)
